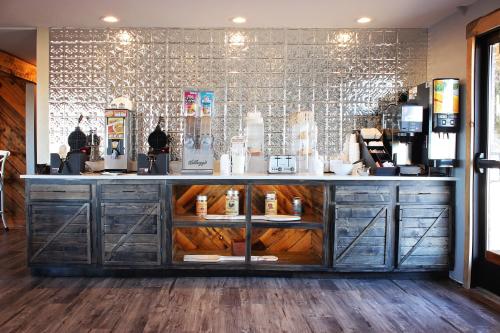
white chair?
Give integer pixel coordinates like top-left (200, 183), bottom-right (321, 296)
top-left (0, 150), bottom-right (10, 231)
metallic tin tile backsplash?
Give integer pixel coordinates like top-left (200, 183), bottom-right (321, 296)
top-left (49, 28), bottom-right (427, 158)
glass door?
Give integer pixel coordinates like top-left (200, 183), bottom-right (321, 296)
top-left (473, 29), bottom-right (500, 295)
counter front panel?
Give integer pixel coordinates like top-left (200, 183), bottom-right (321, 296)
top-left (23, 176), bottom-right (455, 275)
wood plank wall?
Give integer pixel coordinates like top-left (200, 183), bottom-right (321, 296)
top-left (0, 74), bottom-right (26, 224)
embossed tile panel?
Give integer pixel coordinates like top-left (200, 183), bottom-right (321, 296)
top-left (49, 28), bottom-right (427, 158)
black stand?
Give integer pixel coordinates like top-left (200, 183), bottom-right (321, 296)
top-left (137, 153), bottom-right (169, 175)
top-left (50, 152), bottom-right (86, 175)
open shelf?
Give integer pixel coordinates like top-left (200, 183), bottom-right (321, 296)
top-left (251, 251), bottom-right (323, 266)
top-left (251, 213), bottom-right (324, 229)
top-left (251, 184), bottom-right (325, 224)
top-left (171, 184), bottom-right (326, 267)
top-left (172, 227), bottom-right (246, 264)
top-left (251, 228), bottom-right (324, 266)
top-left (173, 185), bottom-right (247, 224)
top-left (173, 215), bottom-right (246, 228)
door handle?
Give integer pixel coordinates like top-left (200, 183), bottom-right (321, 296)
top-left (474, 152), bottom-right (500, 174)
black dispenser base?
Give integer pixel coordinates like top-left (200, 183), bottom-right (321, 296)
top-left (137, 153), bottom-right (169, 175)
top-left (50, 152), bottom-right (86, 175)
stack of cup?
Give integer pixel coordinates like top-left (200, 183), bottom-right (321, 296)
top-left (220, 154), bottom-right (231, 175)
top-left (348, 133), bottom-right (360, 163)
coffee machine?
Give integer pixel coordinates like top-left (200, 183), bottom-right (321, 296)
top-left (137, 117), bottom-right (171, 175)
top-left (384, 104), bottom-right (425, 175)
top-left (104, 108), bottom-right (137, 172)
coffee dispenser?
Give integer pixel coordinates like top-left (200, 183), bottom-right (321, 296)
top-left (104, 108), bottom-right (137, 172)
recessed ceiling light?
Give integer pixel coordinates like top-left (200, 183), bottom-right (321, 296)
top-left (101, 16), bottom-right (119, 23)
top-left (231, 16), bottom-right (247, 24)
top-left (357, 17), bottom-right (372, 24)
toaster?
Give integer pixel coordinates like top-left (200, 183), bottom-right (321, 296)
top-left (268, 155), bottom-right (297, 174)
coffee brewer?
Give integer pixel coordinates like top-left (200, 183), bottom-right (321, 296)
top-left (50, 115), bottom-right (88, 175)
top-left (104, 108), bottom-right (137, 172)
top-left (137, 117), bottom-right (171, 175)
top-left (383, 104), bottom-right (425, 175)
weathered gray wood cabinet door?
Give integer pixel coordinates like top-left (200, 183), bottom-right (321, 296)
top-left (397, 183), bottom-right (452, 271)
top-left (333, 205), bottom-right (391, 270)
top-left (397, 205), bottom-right (450, 270)
top-left (101, 202), bottom-right (162, 266)
top-left (28, 203), bottom-right (91, 264)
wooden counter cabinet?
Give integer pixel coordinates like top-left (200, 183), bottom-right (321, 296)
top-left (99, 181), bottom-right (165, 266)
top-left (397, 183), bottom-right (453, 270)
top-left (332, 184), bottom-right (394, 271)
top-left (27, 182), bottom-right (93, 265)
top-left (23, 176), bottom-right (455, 275)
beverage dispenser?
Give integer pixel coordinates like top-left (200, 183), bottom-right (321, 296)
top-left (428, 78), bottom-right (460, 168)
top-left (104, 108), bottom-right (137, 172)
top-left (288, 110), bottom-right (318, 173)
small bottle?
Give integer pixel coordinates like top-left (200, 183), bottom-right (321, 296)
top-left (196, 195), bottom-right (208, 217)
top-left (226, 189), bottom-right (239, 216)
top-left (265, 192), bottom-right (278, 215)
top-left (292, 197), bottom-right (302, 217)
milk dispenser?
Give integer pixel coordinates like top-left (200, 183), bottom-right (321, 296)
top-left (104, 108), bottom-right (137, 172)
top-left (181, 90), bottom-right (214, 174)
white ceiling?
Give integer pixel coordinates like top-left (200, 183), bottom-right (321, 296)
top-left (0, 0), bottom-right (476, 29)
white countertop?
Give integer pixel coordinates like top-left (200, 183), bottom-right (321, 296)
top-left (21, 173), bottom-right (457, 181)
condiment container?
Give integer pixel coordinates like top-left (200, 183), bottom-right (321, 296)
top-left (196, 195), bottom-right (208, 217)
top-left (265, 192), bottom-right (278, 215)
top-left (292, 197), bottom-right (302, 216)
top-left (225, 189), bottom-right (239, 216)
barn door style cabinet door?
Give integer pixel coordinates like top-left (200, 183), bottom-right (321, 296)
top-left (332, 184), bottom-right (394, 271)
top-left (397, 183), bottom-right (453, 270)
top-left (27, 183), bottom-right (92, 264)
top-left (99, 182), bottom-right (164, 266)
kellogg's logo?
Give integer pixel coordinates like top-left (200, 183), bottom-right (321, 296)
top-left (188, 159), bottom-right (208, 167)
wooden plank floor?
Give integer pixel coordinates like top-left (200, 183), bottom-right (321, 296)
top-left (0, 229), bottom-right (499, 333)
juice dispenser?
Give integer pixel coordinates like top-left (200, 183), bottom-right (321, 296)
top-left (428, 78), bottom-right (460, 168)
